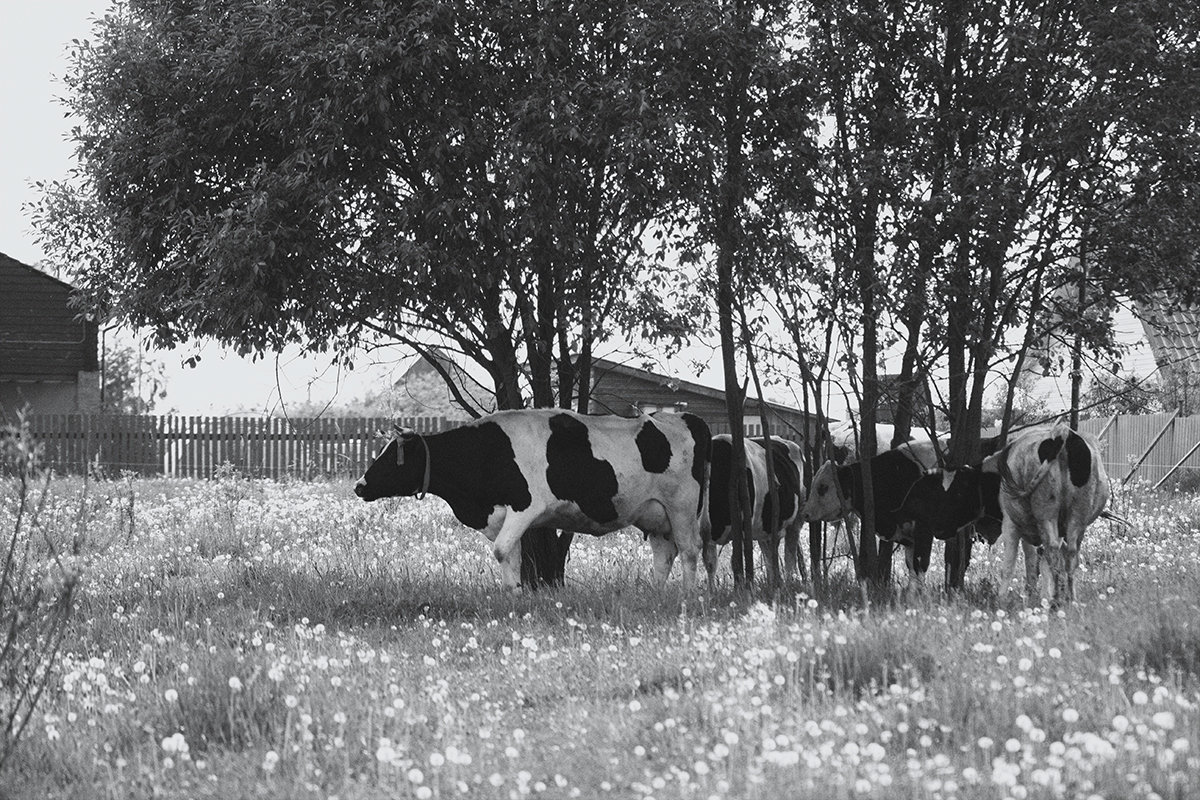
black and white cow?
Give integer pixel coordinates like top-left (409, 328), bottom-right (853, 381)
top-left (897, 466), bottom-right (1004, 546)
top-left (985, 424), bottom-right (1111, 606)
top-left (827, 420), bottom-right (941, 463)
top-left (895, 465), bottom-right (1019, 588)
top-left (706, 435), bottom-right (806, 584)
top-left (800, 441), bottom-right (940, 579)
top-left (354, 409), bottom-right (711, 589)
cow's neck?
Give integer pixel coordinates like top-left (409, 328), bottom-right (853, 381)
top-left (415, 428), bottom-right (499, 530)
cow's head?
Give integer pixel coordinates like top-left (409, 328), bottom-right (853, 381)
top-left (353, 429), bottom-right (430, 501)
top-left (800, 460), bottom-right (851, 522)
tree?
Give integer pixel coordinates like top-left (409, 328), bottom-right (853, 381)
top-left (651, 0), bottom-right (817, 585)
top-left (36, 0), bottom-right (705, 587)
top-left (800, 0), bottom-right (1200, 589)
top-left (101, 342), bottom-right (167, 415)
top-left (1080, 372), bottom-right (1165, 418)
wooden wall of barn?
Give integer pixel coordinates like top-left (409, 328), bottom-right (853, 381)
top-left (588, 367), bottom-right (810, 441)
top-left (0, 254), bottom-right (99, 380)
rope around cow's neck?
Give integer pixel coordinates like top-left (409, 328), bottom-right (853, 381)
top-left (393, 426), bottom-right (431, 500)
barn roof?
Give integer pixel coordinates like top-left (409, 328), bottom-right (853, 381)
top-left (1134, 299), bottom-right (1200, 380)
top-left (590, 356), bottom-right (810, 417)
top-left (0, 251), bottom-right (80, 291)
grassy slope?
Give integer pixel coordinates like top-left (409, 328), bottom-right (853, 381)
top-left (1, 475), bottom-right (1198, 800)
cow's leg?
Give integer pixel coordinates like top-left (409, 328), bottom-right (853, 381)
top-left (701, 541), bottom-right (719, 588)
top-left (648, 534), bottom-right (679, 586)
top-left (783, 522), bottom-right (802, 583)
top-left (911, 531), bottom-right (932, 589)
top-left (998, 518), bottom-right (1023, 601)
top-left (1021, 538), bottom-right (1040, 604)
top-left (757, 536), bottom-right (782, 589)
top-left (900, 543), bottom-right (926, 597)
top-left (669, 512), bottom-right (707, 592)
top-left (1036, 519), bottom-right (1070, 608)
top-left (1061, 519), bottom-right (1085, 604)
top-left (490, 513), bottom-right (534, 590)
top-left (496, 543), bottom-right (523, 589)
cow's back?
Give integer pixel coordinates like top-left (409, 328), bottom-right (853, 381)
top-left (995, 425), bottom-right (1108, 525)
top-left (484, 409), bottom-right (708, 535)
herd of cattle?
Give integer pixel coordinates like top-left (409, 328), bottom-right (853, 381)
top-left (354, 408), bottom-right (1112, 605)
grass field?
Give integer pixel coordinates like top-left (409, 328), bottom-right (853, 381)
top-left (1, 471), bottom-right (1198, 799)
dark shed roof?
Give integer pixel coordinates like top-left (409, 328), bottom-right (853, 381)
top-left (588, 356), bottom-right (814, 438)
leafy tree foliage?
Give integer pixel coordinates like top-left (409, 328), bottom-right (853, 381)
top-left (102, 343), bottom-right (167, 415)
top-left (38, 0), bottom-right (695, 406)
top-left (1080, 372), bottom-right (1166, 419)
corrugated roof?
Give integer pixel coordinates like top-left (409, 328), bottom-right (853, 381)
top-left (1134, 299), bottom-right (1200, 381)
top-left (590, 357), bottom-right (811, 417)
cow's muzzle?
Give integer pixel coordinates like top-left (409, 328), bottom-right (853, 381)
top-left (353, 480), bottom-right (368, 499)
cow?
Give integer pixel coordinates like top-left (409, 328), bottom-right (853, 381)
top-left (827, 420), bottom-right (943, 463)
top-left (894, 465), bottom-right (1034, 590)
top-left (353, 409), bottom-right (711, 590)
top-left (706, 435), bottom-right (806, 584)
top-left (984, 424), bottom-right (1111, 606)
top-left (800, 440), bottom-right (941, 580)
top-left (896, 466), bottom-right (1004, 546)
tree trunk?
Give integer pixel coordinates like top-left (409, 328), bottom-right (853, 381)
top-left (853, 190), bottom-right (882, 587)
top-left (518, 253), bottom-right (572, 589)
top-left (717, 0), bottom-right (754, 588)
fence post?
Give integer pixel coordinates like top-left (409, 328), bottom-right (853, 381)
top-left (1152, 433), bottom-right (1200, 491)
top-left (1123, 410), bottom-right (1181, 485)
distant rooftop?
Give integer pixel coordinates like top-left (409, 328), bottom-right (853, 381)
top-left (1135, 300), bottom-right (1200, 383)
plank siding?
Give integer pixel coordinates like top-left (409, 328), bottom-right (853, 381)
top-left (588, 357), bottom-right (812, 441)
top-left (1, 253), bottom-right (99, 380)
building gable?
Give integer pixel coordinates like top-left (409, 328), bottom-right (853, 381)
top-left (0, 252), bottom-right (99, 381)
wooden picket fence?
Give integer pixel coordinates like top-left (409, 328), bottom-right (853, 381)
top-left (14, 410), bottom-right (1200, 488)
top-left (1078, 411), bottom-right (1200, 490)
top-left (20, 414), bottom-right (448, 479)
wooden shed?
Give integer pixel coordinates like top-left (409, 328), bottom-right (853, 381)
top-left (588, 357), bottom-right (815, 441)
top-left (0, 253), bottom-right (101, 416)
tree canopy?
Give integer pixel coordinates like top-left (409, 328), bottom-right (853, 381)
top-left (38, 0), bottom-right (704, 413)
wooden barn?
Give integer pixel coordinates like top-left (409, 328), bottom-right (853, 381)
top-left (0, 253), bottom-right (101, 416)
top-left (588, 357), bottom-right (815, 441)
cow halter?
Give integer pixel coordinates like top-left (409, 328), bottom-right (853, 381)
top-left (393, 425), bottom-right (431, 500)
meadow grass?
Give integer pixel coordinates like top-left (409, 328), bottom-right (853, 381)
top-left (0, 473), bottom-right (1197, 799)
